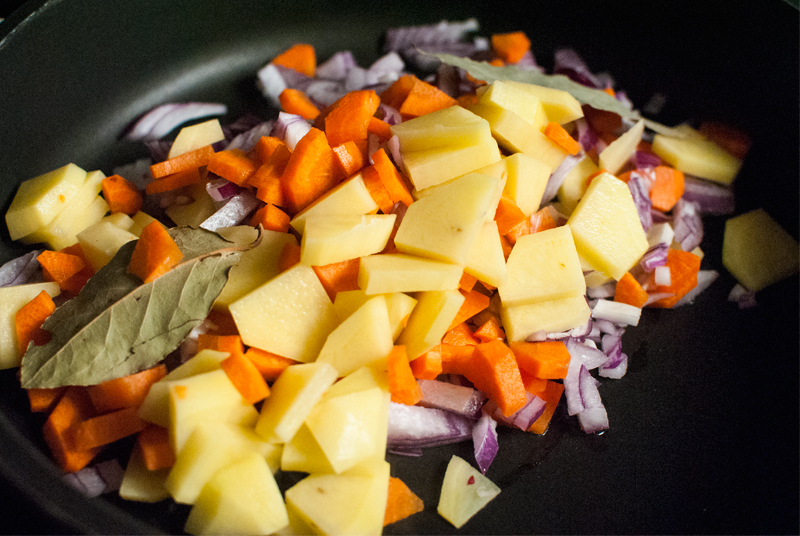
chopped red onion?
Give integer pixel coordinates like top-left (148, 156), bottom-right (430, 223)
top-left (593, 318), bottom-right (625, 337)
top-left (94, 459), bottom-right (125, 493)
top-left (124, 102), bottom-right (227, 142)
top-left (634, 150), bottom-right (661, 169)
top-left (512, 50), bottom-right (544, 72)
top-left (144, 139), bottom-right (172, 163)
top-left (344, 66), bottom-right (369, 92)
top-left (542, 152), bottom-right (583, 203)
top-left (553, 48), bottom-right (603, 89)
top-left (577, 366), bottom-right (609, 433)
top-left (485, 392), bottom-right (546, 431)
top-left (417, 379), bottom-right (486, 419)
top-left (384, 19), bottom-right (480, 71)
top-left (368, 52), bottom-right (405, 82)
top-left (565, 337), bottom-right (608, 372)
top-left (388, 445), bottom-right (423, 457)
top-left (672, 199), bottom-right (703, 252)
top-left (64, 468), bottom-right (106, 498)
top-left (544, 317), bottom-right (594, 341)
top-left (598, 333), bottom-right (628, 379)
top-left (206, 177), bottom-right (243, 202)
top-left (651, 208), bottom-right (671, 224)
top-left (592, 299), bottom-right (641, 327)
top-left (377, 104), bottom-right (402, 126)
top-left (225, 120), bottom-right (274, 153)
top-left (728, 282), bottom-right (758, 309)
top-left (575, 119), bottom-right (599, 153)
top-left (587, 281), bottom-right (616, 299)
top-left (256, 63), bottom-right (287, 105)
top-left (274, 64), bottom-right (313, 91)
top-left (682, 175), bottom-right (736, 215)
top-left (387, 402), bottom-right (475, 448)
top-left (564, 339), bottom-right (586, 416)
top-left (199, 190), bottom-right (260, 232)
top-left (675, 270), bottom-right (719, 307)
top-left (222, 113), bottom-right (265, 142)
top-left (0, 250), bottom-right (43, 287)
top-left (272, 112), bottom-right (311, 151)
top-left (654, 265), bottom-right (671, 286)
top-left (627, 171), bottom-right (653, 231)
top-left (643, 292), bottom-right (675, 306)
top-left (472, 413), bottom-right (499, 474)
top-left (316, 50), bottom-right (358, 81)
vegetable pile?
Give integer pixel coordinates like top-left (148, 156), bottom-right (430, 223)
top-left (2, 18), bottom-right (799, 535)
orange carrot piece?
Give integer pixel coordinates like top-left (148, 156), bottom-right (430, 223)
top-left (456, 93), bottom-right (479, 107)
top-left (529, 206), bottom-right (558, 234)
top-left (491, 31), bottom-right (531, 64)
top-left (441, 323), bottom-right (480, 347)
top-left (332, 141), bottom-right (366, 177)
top-left (473, 316), bottom-right (505, 343)
top-left (279, 88), bottom-right (320, 120)
top-left (466, 341), bottom-right (527, 417)
top-left (519, 369), bottom-right (548, 396)
top-left (204, 309), bottom-right (240, 336)
top-left (698, 121), bottom-right (751, 159)
top-left (312, 258), bottom-right (361, 301)
top-left (410, 347), bottom-right (443, 380)
top-left (136, 424), bottom-right (175, 471)
top-left (207, 148), bottom-right (260, 187)
top-left (505, 217), bottom-right (532, 245)
top-left (458, 271), bottom-right (478, 292)
top-left (384, 476), bottom-right (424, 527)
top-left (145, 167), bottom-right (202, 195)
top-left (127, 221), bottom-right (184, 284)
top-left (281, 127), bottom-right (343, 214)
top-left (379, 74), bottom-right (418, 110)
top-left (197, 334), bottom-right (245, 359)
top-left (499, 234), bottom-right (513, 260)
top-left (149, 145), bottom-right (214, 179)
top-left (58, 243), bottom-right (94, 295)
top-left (448, 289), bottom-right (491, 330)
top-left (249, 203), bottom-right (290, 233)
top-left (649, 165), bottom-right (685, 212)
top-left (398, 77), bottom-right (457, 119)
top-left (252, 143), bottom-right (291, 205)
top-left (28, 386), bottom-right (67, 413)
top-left (361, 165), bottom-right (395, 214)
top-left (278, 242), bottom-right (301, 272)
top-left (101, 174), bottom-right (143, 215)
top-left (37, 250), bottom-right (87, 295)
top-left (15, 290), bottom-right (55, 356)
top-left (43, 387), bottom-right (101, 472)
top-left (646, 249), bottom-right (702, 308)
top-left (253, 136), bottom-right (285, 164)
top-left (510, 340), bottom-right (571, 380)
top-left (324, 90), bottom-right (381, 147)
top-left (68, 406), bottom-right (148, 451)
top-left (494, 197), bottom-right (528, 236)
top-left (370, 148), bottom-right (414, 208)
top-left (614, 272), bottom-right (649, 308)
top-left (387, 345), bottom-right (422, 405)
top-left (544, 121), bottom-right (581, 155)
top-left (221, 352), bottom-right (270, 404)
top-left (243, 347), bottom-right (298, 382)
top-left (368, 116), bottom-right (393, 140)
top-left (86, 365), bottom-right (167, 413)
top-left (271, 43), bottom-right (316, 77)
top-left (439, 343), bottom-right (476, 376)
top-left (529, 380), bottom-right (564, 434)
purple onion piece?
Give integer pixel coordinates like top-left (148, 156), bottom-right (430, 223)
top-left (206, 178), bottom-right (243, 202)
top-left (553, 48), bottom-right (603, 88)
top-left (487, 393), bottom-right (546, 431)
top-left (575, 119), bottom-right (599, 153)
top-left (222, 113), bottom-right (265, 142)
top-left (199, 190), bottom-right (260, 232)
top-left (542, 152), bottom-right (583, 204)
top-left (316, 50), bottom-right (358, 81)
top-left (564, 338), bottom-right (586, 415)
top-left (673, 199), bottom-right (704, 252)
top-left (577, 365), bottom-right (609, 433)
top-left (640, 242), bottom-right (669, 272)
top-left (384, 19), bottom-right (480, 71)
top-left (305, 79), bottom-right (348, 108)
top-left (599, 354), bottom-right (628, 379)
top-left (125, 103), bottom-right (227, 142)
top-left (682, 175), bottom-right (736, 215)
top-left (0, 250), bottom-right (43, 287)
top-left (256, 63), bottom-right (287, 105)
top-left (274, 64), bottom-right (313, 91)
top-left (587, 281), bottom-right (616, 299)
top-left (593, 318), bottom-right (625, 337)
top-left (566, 337), bottom-right (608, 373)
top-left (271, 112), bottom-right (312, 151)
top-left (388, 446), bottom-right (423, 457)
top-left (387, 402), bottom-right (475, 448)
top-left (144, 139), bottom-right (172, 164)
top-left (225, 120), bottom-right (274, 153)
top-left (368, 51), bottom-right (405, 81)
top-left (545, 317), bottom-right (594, 341)
top-left (628, 172), bottom-right (653, 231)
top-left (635, 150), bottom-right (661, 169)
top-left (417, 379), bottom-right (486, 419)
top-left (94, 459), bottom-right (125, 493)
top-left (472, 413), bottom-right (499, 474)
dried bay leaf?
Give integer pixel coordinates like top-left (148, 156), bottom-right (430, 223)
top-left (20, 226), bottom-right (260, 388)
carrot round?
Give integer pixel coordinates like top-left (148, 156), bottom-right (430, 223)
top-left (127, 220), bottom-right (184, 284)
top-left (101, 174), bottom-right (143, 215)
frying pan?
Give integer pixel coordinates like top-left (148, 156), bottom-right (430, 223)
top-left (0, 0), bottom-right (797, 534)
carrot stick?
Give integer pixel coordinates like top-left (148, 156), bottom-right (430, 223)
top-left (397, 77), bottom-right (457, 119)
top-left (57, 243), bottom-right (94, 295)
top-left (505, 217), bottom-right (532, 245)
top-left (494, 197), bottom-right (528, 236)
top-left (86, 364), bottom-right (167, 413)
top-left (279, 88), bottom-right (320, 120)
top-left (68, 406), bottom-right (148, 451)
top-left (101, 174), bottom-right (143, 215)
top-left (28, 386), bottom-right (67, 413)
top-left (441, 323), bottom-right (480, 347)
top-left (466, 341), bottom-right (527, 417)
top-left (458, 271), bottom-right (478, 292)
top-left (37, 250), bottom-right (87, 296)
top-left (42, 387), bottom-right (101, 472)
top-left (271, 43), bottom-right (316, 77)
top-left (473, 316), bottom-right (505, 343)
top-left (649, 165), bottom-right (685, 212)
top-left (281, 127), bottom-right (343, 214)
top-left (361, 165), bottom-right (394, 214)
top-left (448, 289), bottom-right (491, 330)
top-left (614, 272), bottom-right (649, 308)
top-left (529, 206), bottom-right (558, 234)
top-left (387, 345), bottom-right (422, 406)
top-left (145, 167), bottom-right (202, 195)
top-left (127, 220), bottom-right (184, 284)
top-left (311, 258), bottom-right (361, 301)
top-left (249, 203), bottom-right (290, 233)
top-left (197, 334), bottom-right (245, 359)
top-left (15, 290), bottom-right (55, 356)
top-left (243, 347), bottom-right (298, 382)
top-left (324, 90), bottom-right (381, 148)
top-left (220, 351), bottom-right (270, 404)
top-left (251, 143), bottom-right (292, 201)
top-left (278, 242), bottom-right (301, 272)
top-left (384, 476), bottom-right (424, 527)
top-left (544, 121), bottom-right (581, 155)
top-left (410, 347), bottom-right (443, 380)
top-left (645, 249), bottom-right (702, 308)
top-left (253, 136), bottom-right (285, 164)
top-left (510, 340), bottom-right (571, 380)
top-left (370, 148), bottom-right (414, 208)
top-left (149, 145), bottom-right (214, 179)
top-left (439, 343), bottom-right (475, 376)
top-left (529, 380), bottom-right (564, 434)
top-left (368, 116), bottom-right (393, 140)
top-left (207, 148), bottom-right (260, 187)
top-left (519, 369), bottom-right (548, 395)
top-left (136, 424), bottom-right (175, 471)
top-left (491, 31), bottom-right (531, 64)
top-left (379, 74), bottom-right (418, 110)
top-left (332, 141), bottom-right (366, 177)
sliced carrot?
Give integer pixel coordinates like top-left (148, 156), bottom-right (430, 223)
top-left (251, 144), bottom-right (291, 205)
top-left (441, 322), bottom-right (480, 347)
top-left (207, 148), bottom-right (260, 187)
top-left (253, 136), bottom-right (285, 164)
top-left (494, 197), bottom-right (528, 236)
top-left (491, 31), bottom-right (531, 64)
top-left (645, 249), bottom-right (702, 308)
top-left (221, 351), bottom-right (270, 404)
top-left (544, 121), bottom-right (581, 155)
top-left (614, 272), bottom-right (649, 308)
top-left (505, 217), bottom-right (532, 245)
top-left (439, 343), bottom-right (475, 376)
top-left (15, 290), bottom-right (55, 356)
top-left (136, 424), bottom-right (175, 471)
top-left (649, 165), bottom-right (685, 212)
top-left (197, 334), bottom-right (245, 359)
top-left (529, 206), bottom-right (558, 234)
top-left (68, 406), bottom-right (148, 451)
top-left (448, 289), bottom-right (491, 330)
top-left (281, 127), bottom-right (343, 214)
top-left (510, 340), bottom-right (571, 380)
top-left (37, 250), bottom-right (87, 296)
top-left (278, 242), bottom-right (301, 272)
top-left (379, 74), bottom-right (418, 110)
top-left (86, 364), bottom-right (167, 413)
top-left (367, 116), bottom-right (393, 140)
top-left (312, 258), bottom-right (361, 302)
top-left (42, 387), bottom-right (101, 472)
top-left (279, 88), bottom-right (320, 120)
top-left (28, 387), bottom-right (67, 413)
top-left (361, 165), bottom-right (394, 214)
top-left (324, 90), bottom-right (381, 148)
top-left (473, 316), bottom-right (505, 343)
top-left (458, 271), bottom-right (478, 292)
top-left (410, 347), bottom-right (442, 380)
top-left (387, 345), bottom-right (422, 406)
top-left (465, 341), bottom-right (527, 417)
top-left (127, 221), bottom-right (184, 284)
top-left (271, 43), bottom-right (316, 77)
top-left (58, 243), bottom-right (94, 295)
top-left (384, 476), bottom-right (424, 527)
top-left (249, 203), bottom-right (290, 233)
top-left (499, 234), bottom-right (513, 260)
top-left (145, 167), bottom-right (202, 195)
top-left (332, 141), bottom-right (366, 177)
top-left (370, 148), bottom-right (414, 208)
top-left (149, 144), bottom-right (214, 179)
top-left (397, 77), bottom-right (457, 119)
top-left (519, 369), bottom-right (548, 396)
top-left (101, 174), bottom-right (143, 215)
top-left (529, 380), bottom-right (564, 434)
top-left (456, 93), bottom-right (479, 107)
top-left (243, 347), bottom-right (298, 382)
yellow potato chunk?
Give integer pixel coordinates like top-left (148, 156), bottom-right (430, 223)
top-left (500, 294), bottom-right (591, 341)
top-left (476, 80), bottom-right (549, 130)
top-left (397, 289), bottom-right (465, 359)
top-left (301, 214), bottom-right (395, 266)
top-left (652, 133), bottom-right (742, 185)
top-left (0, 282), bottom-right (60, 369)
top-left (290, 172), bottom-right (378, 235)
top-left (358, 253), bottom-right (462, 295)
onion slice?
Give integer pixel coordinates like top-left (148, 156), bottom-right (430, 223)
top-left (199, 190), bottom-right (260, 232)
top-left (417, 379), bottom-right (486, 419)
top-left (472, 413), bottom-right (499, 474)
top-left (125, 102), bottom-right (227, 141)
top-left (387, 402), bottom-right (475, 448)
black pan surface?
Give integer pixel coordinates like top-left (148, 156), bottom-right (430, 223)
top-left (0, 0), bottom-right (797, 534)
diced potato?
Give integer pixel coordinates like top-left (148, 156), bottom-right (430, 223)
top-left (281, 424), bottom-right (336, 474)
top-left (357, 253), bottom-right (463, 295)
top-left (722, 208), bottom-right (799, 291)
top-left (100, 212), bottom-right (135, 231)
top-left (397, 289), bottom-right (465, 359)
top-left (400, 140), bottom-right (501, 192)
top-left (437, 455), bottom-right (500, 529)
top-left (652, 133), bottom-right (742, 185)
top-left (598, 119), bottom-right (644, 175)
top-left (76, 221), bottom-right (138, 271)
top-left (301, 214), bottom-right (395, 266)
top-left (0, 282), bottom-right (61, 369)
top-left (333, 290), bottom-right (417, 341)
top-left (290, 173), bottom-right (378, 235)
top-left (165, 181), bottom-right (216, 227)
top-left (390, 105), bottom-right (494, 153)
top-left (464, 220), bottom-right (508, 288)
top-left (129, 211), bottom-right (162, 237)
top-left (119, 444), bottom-right (170, 503)
top-left (495, 153), bottom-right (550, 216)
top-left (501, 81), bottom-right (584, 124)
top-left (501, 294), bottom-right (591, 341)
top-left (168, 119), bottom-right (224, 159)
top-left (557, 155), bottom-right (600, 216)
top-left (476, 80), bottom-right (549, 131)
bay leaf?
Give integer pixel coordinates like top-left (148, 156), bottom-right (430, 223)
top-left (20, 226), bottom-right (260, 388)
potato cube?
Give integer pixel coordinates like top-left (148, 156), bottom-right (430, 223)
top-left (357, 253), bottom-right (462, 294)
top-left (0, 282), bottom-right (60, 369)
top-left (397, 289), bottom-right (465, 359)
top-left (301, 214), bottom-right (395, 266)
top-left (290, 173), bottom-right (378, 235)
top-left (501, 294), bottom-right (591, 342)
